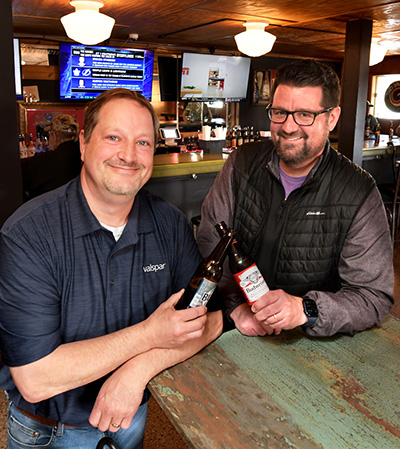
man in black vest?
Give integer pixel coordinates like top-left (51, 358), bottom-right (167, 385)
top-left (197, 59), bottom-right (393, 337)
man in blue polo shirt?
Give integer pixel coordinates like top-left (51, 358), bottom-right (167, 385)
top-left (0, 88), bottom-right (223, 449)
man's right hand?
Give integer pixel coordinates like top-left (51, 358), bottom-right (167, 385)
top-left (145, 289), bottom-right (208, 349)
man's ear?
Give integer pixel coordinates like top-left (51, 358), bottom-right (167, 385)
top-left (328, 106), bottom-right (341, 132)
top-left (79, 129), bottom-right (86, 162)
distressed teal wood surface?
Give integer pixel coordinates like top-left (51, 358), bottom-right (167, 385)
top-left (150, 316), bottom-right (400, 449)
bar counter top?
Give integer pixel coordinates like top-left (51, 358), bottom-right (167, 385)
top-left (152, 152), bottom-right (228, 178)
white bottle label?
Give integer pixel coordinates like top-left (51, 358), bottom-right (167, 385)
top-left (188, 278), bottom-right (217, 308)
top-left (233, 263), bottom-right (269, 305)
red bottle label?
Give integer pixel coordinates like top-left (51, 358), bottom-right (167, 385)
top-left (233, 263), bottom-right (269, 305)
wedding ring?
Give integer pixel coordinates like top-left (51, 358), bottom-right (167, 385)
top-left (274, 314), bottom-right (278, 323)
top-left (111, 422), bottom-right (121, 428)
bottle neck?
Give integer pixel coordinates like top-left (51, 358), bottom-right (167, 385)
top-left (209, 229), bottom-right (235, 264)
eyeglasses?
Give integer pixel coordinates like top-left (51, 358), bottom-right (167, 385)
top-left (266, 105), bottom-right (334, 126)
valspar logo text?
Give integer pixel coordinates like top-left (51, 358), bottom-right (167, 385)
top-left (143, 263), bottom-right (166, 273)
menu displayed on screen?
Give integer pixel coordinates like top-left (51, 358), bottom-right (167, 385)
top-left (59, 44), bottom-right (154, 101)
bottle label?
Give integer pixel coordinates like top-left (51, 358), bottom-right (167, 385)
top-left (188, 279), bottom-right (217, 308)
top-left (233, 263), bottom-right (269, 305)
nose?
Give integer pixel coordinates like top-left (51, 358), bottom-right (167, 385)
top-left (280, 112), bottom-right (299, 133)
top-left (117, 140), bottom-right (139, 164)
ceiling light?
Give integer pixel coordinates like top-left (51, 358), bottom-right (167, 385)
top-left (369, 38), bottom-right (387, 66)
top-left (234, 22), bottom-right (276, 57)
top-left (61, 0), bottom-right (115, 46)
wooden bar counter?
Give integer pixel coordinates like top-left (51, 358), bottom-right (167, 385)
top-left (145, 152), bottom-right (228, 222)
top-left (152, 152), bottom-right (228, 178)
top-left (149, 316), bottom-right (400, 449)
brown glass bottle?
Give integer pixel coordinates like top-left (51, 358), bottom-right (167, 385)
top-left (216, 221), bottom-right (269, 306)
top-left (176, 227), bottom-right (235, 309)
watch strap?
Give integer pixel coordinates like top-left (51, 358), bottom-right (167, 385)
top-left (302, 296), bottom-right (318, 328)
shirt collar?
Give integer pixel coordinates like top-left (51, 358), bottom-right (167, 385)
top-left (68, 178), bottom-right (155, 245)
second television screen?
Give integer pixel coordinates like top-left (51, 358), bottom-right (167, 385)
top-left (180, 53), bottom-right (251, 102)
top-left (59, 43), bottom-right (154, 101)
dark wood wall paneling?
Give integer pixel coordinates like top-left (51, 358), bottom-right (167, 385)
top-left (0, 0), bottom-right (23, 227)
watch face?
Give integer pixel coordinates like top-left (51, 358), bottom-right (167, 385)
top-left (303, 298), bottom-right (318, 317)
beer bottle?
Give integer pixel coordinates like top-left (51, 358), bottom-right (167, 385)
top-left (389, 120), bottom-right (394, 141)
top-left (216, 221), bottom-right (269, 306)
top-left (177, 227), bottom-right (235, 309)
top-left (374, 123), bottom-right (381, 146)
top-left (231, 128), bottom-right (237, 148)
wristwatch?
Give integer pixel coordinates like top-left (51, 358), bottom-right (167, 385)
top-left (302, 296), bottom-right (319, 328)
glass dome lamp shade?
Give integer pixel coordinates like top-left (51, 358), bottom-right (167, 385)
top-left (369, 38), bottom-right (387, 66)
top-left (61, 0), bottom-right (115, 45)
top-left (234, 22), bottom-right (276, 57)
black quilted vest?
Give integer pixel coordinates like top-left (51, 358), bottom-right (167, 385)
top-left (232, 140), bottom-right (375, 296)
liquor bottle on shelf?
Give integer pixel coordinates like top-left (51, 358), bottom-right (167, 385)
top-left (42, 136), bottom-right (49, 151)
top-left (19, 134), bottom-right (27, 159)
top-left (243, 127), bottom-right (249, 144)
top-left (216, 221), bottom-right (269, 306)
top-left (237, 127), bottom-right (243, 146)
top-left (374, 123), bottom-right (381, 146)
top-left (389, 121), bottom-right (394, 141)
top-left (225, 129), bottom-right (232, 148)
top-left (249, 126), bottom-right (255, 142)
top-left (35, 133), bottom-right (43, 152)
top-left (231, 128), bottom-right (237, 148)
top-left (27, 133), bottom-right (36, 157)
top-left (176, 227), bottom-right (235, 309)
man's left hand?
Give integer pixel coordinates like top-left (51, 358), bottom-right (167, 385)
top-left (89, 362), bottom-right (145, 433)
top-left (251, 289), bottom-right (307, 330)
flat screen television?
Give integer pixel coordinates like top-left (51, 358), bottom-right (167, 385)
top-left (59, 43), bottom-right (154, 101)
top-left (158, 56), bottom-right (182, 102)
top-left (13, 38), bottom-right (23, 99)
top-left (180, 52), bottom-right (251, 102)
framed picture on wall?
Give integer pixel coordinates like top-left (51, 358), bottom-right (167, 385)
top-left (17, 101), bottom-right (86, 136)
top-left (252, 69), bottom-right (277, 104)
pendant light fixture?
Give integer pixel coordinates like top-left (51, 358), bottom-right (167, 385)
top-left (369, 38), bottom-right (387, 66)
top-left (61, 0), bottom-right (115, 46)
top-left (234, 22), bottom-right (276, 57)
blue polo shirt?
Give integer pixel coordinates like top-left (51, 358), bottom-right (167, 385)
top-left (0, 177), bottom-right (201, 426)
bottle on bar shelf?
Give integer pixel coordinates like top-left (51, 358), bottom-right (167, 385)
top-left (216, 221), bottom-right (269, 306)
top-left (231, 128), bottom-right (237, 148)
top-left (225, 129), bottom-right (232, 148)
top-left (374, 123), bottom-right (381, 146)
top-left (243, 127), bottom-right (249, 144)
top-left (176, 226), bottom-right (235, 309)
top-left (19, 134), bottom-right (27, 159)
top-left (389, 121), bottom-right (394, 141)
top-left (237, 127), bottom-right (243, 146)
top-left (27, 133), bottom-right (36, 157)
top-left (35, 133), bottom-right (43, 152)
top-left (249, 126), bottom-right (255, 142)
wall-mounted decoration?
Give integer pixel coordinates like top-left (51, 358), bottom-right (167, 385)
top-left (18, 101), bottom-right (85, 136)
top-left (253, 69), bottom-right (276, 104)
top-left (384, 80), bottom-right (400, 112)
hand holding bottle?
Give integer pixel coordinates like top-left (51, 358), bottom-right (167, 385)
top-left (216, 221), bottom-right (269, 306)
top-left (146, 291), bottom-right (208, 349)
top-left (176, 227), bottom-right (235, 309)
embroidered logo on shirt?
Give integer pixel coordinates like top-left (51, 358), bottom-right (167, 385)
top-left (306, 211), bottom-right (326, 216)
top-left (143, 263), bottom-right (166, 273)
